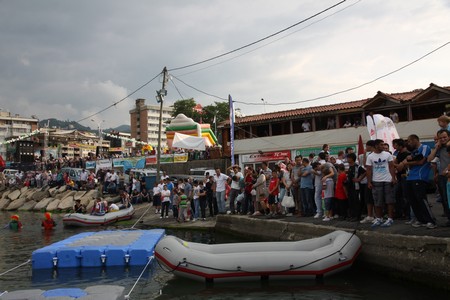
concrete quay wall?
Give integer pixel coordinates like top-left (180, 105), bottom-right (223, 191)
top-left (215, 215), bottom-right (450, 288)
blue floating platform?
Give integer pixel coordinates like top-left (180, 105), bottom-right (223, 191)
top-left (32, 229), bottom-right (165, 269)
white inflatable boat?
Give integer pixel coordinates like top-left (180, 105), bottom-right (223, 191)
top-left (62, 205), bottom-right (134, 227)
top-left (155, 230), bottom-right (361, 282)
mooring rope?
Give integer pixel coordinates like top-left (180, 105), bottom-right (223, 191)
top-left (129, 203), bottom-right (153, 229)
top-left (0, 259), bottom-right (31, 277)
top-left (124, 256), bottom-right (154, 300)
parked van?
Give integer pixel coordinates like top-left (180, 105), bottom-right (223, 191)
top-left (60, 167), bottom-right (83, 182)
top-left (2, 169), bottom-right (19, 180)
top-left (124, 168), bottom-right (162, 184)
top-left (189, 168), bottom-right (216, 181)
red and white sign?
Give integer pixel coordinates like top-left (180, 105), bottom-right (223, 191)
top-left (241, 150), bottom-right (291, 163)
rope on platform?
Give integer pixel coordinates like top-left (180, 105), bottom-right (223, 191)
top-left (129, 203), bottom-right (153, 229)
top-left (0, 259), bottom-right (31, 277)
top-left (124, 256), bottom-right (154, 300)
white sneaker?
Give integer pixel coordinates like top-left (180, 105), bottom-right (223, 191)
top-left (286, 213), bottom-right (293, 217)
top-left (155, 210), bottom-right (158, 214)
top-left (360, 216), bottom-right (375, 224)
top-left (313, 213), bottom-right (321, 219)
top-left (333, 214), bottom-right (339, 219)
top-left (165, 216), bottom-right (169, 218)
top-left (380, 218), bottom-right (394, 227)
top-left (192, 218), bottom-right (197, 222)
top-left (323, 217), bottom-right (331, 221)
top-left (426, 222), bottom-right (436, 229)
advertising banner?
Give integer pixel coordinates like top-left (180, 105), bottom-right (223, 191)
top-left (85, 161), bottom-right (96, 169)
top-left (173, 153), bottom-right (188, 163)
top-left (145, 156), bottom-right (157, 165)
top-left (241, 150), bottom-right (291, 163)
top-left (96, 159), bottom-right (112, 172)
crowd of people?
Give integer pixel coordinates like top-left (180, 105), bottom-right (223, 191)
top-left (143, 114), bottom-right (450, 229)
top-left (3, 114), bottom-right (450, 230)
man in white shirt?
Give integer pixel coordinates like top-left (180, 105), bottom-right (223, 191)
top-left (228, 165), bottom-right (243, 214)
top-left (214, 167), bottom-right (229, 214)
top-left (103, 170), bottom-right (112, 193)
top-left (366, 139), bottom-right (397, 228)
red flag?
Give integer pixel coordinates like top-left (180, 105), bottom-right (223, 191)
top-left (357, 135), bottom-right (364, 157)
top-left (0, 155), bottom-right (5, 168)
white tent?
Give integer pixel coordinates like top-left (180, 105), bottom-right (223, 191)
top-left (172, 132), bottom-right (205, 151)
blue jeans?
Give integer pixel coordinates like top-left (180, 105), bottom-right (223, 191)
top-left (193, 198), bottom-right (200, 219)
top-left (301, 187), bottom-right (315, 215)
top-left (216, 190), bottom-right (226, 213)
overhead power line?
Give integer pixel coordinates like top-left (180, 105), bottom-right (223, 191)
top-left (233, 40), bottom-right (450, 106)
top-left (171, 75), bottom-right (228, 101)
top-left (76, 71), bottom-right (162, 124)
top-left (176, 0), bottom-right (361, 77)
top-left (168, 0), bottom-right (348, 72)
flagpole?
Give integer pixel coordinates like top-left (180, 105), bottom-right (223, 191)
top-left (229, 95), bottom-right (235, 166)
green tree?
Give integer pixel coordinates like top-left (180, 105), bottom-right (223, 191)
top-left (202, 101), bottom-right (229, 125)
top-left (171, 99), bottom-right (229, 125)
top-left (171, 98), bottom-right (200, 121)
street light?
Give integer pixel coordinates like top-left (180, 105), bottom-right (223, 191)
top-left (261, 98), bottom-right (267, 113)
top-left (91, 119), bottom-right (105, 146)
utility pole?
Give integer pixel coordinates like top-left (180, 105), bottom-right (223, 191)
top-left (156, 67), bottom-right (168, 183)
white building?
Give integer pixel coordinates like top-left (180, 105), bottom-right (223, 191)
top-left (129, 99), bottom-right (173, 147)
top-left (0, 110), bottom-right (39, 160)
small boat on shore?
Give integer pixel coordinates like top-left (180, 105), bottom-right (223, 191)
top-left (155, 230), bottom-right (361, 282)
top-left (62, 205), bottom-right (134, 227)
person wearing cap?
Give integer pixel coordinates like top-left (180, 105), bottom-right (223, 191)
top-left (8, 215), bottom-right (22, 230)
top-left (41, 212), bottom-right (56, 230)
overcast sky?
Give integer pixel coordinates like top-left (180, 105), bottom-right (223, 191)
top-left (1, 0), bottom-right (449, 128)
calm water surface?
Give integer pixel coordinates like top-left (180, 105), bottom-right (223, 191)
top-left (0, 211), bottom-right (447, 300)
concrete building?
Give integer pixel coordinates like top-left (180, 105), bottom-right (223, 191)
top-left (129, 98), bottom-right (173, 147)
top-left (0, 110), bottom-right (38, 160)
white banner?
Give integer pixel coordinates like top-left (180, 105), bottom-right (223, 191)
top-left (95, 159), bottom-right (112, 172)
top-left (172, 132), bottom-right (206, 151)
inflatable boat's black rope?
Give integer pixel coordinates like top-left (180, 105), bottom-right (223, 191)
top-left (156, 257), bottom-right (182, 274)
top-left (161, 231), bottom-right (358, 274)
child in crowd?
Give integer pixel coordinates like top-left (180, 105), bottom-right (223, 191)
top-left (267, 170), bottom-right (279, 217)
top-left (178, 189), bottom-right (188, 222)
top-left (41, 212), bottom-right (56, 230)
top-left (437, 115), bottom-right (450, 131)
top-left (334, 164), bottom-right (348, 219)
top-left (172, 188), bottom-right (180, 220)
top-left (322, 167), bottom-right (335, 221)
top-left (192, 181), bottom-right (200, 221)
top-left (254, 192), bottom-right (269, 216)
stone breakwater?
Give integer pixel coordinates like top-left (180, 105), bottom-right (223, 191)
top-left (0, 185), bottom-right (117, 213)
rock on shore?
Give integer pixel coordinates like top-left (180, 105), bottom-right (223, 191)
top-left (0, 186), bottom-right (103, 213)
